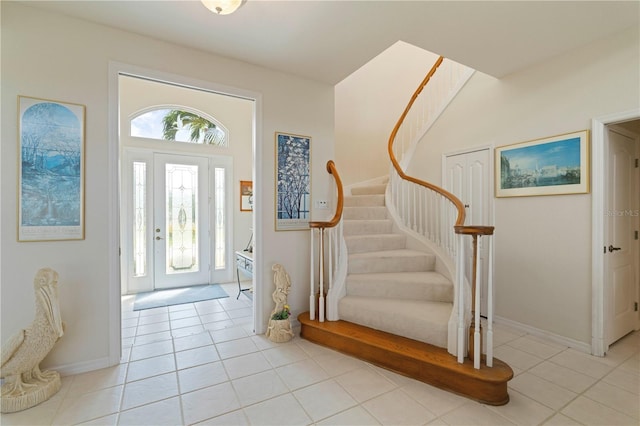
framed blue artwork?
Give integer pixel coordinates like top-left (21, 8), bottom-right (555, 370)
top-left (275, 132), bottom-right (311, 231)
top-left (495, 130), bottom-right (589, 198)
top-left (18, 96), bottom-right (85, 241)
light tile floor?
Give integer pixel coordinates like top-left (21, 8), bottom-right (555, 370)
top-left (2, 282), bottom-right (638, 425)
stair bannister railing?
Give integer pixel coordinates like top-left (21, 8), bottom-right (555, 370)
top-left (388, 56), bottom-right (495, 369)
top-left (309, 160), bottom-right (344, 322)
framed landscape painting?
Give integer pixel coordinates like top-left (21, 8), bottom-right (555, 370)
top-left (495, 130), bottom-right (589, 198)
top-left (275, 132), bottom-right (311, 231)
top-left (18, 96), bottom-right (85, 241)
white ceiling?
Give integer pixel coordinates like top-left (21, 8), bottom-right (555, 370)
top-left (21, 0), bottom-right (640, 85)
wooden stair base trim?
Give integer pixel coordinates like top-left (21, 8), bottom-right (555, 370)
top-left (298, 312), bottom-right (513, 406)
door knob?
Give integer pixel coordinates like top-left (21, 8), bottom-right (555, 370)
top-left (608, 245), bottom-right (621, 252)
top-left (156, 236), bottom-right (163, 240)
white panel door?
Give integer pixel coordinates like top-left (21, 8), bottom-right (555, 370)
top-left (154, 153), bottom-right (211, 289)
top-left (445, 149), bottom-right (492, 315)
top-left (606, 127), bottom-right (639, 345)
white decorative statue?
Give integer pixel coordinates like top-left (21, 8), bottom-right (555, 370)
top-left (1, 268), bottom-right (65, 413)
top-left (266, 264), bottom-right (294, 343)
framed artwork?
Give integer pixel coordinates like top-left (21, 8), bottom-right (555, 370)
top-left (495, 130), bottom-right (589, 198)
top-left (275, 132), bottom-right (311, 231)
top-left (240, 180), bottom-right (253, 211)
top-left (18, 96), bottom-right (85, 241)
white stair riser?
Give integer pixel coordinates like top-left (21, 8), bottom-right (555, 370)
top-left (348, 253), bottom-right (435, 274)
top-left (346, 275), bottom-right (453, 302)
top-left (339, 297), bottom-right (450, 348)
top-left (344, 195), bottom-right (385, 207)
top-left (343, 220), bottom-right (393, 235)
top-left (343, 206), bottom-right (388, 220)
top-left (345, 234), bottom-right (406, 253)
top-left (350, 184), bottom-right (386, 196)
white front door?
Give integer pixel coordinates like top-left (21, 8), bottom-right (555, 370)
top-left (153, 153), bottom-right (211, 289)
top-left (606, 126), bottom-right (639, 345)
top-left (445, 148), bottom-right (492, 315)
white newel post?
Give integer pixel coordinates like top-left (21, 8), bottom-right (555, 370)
top-left (309, 229), bottom-right (315, 320)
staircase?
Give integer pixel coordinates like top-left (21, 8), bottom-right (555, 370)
top-left (300, 181), bottom-right (513, 406)
top-left (339, 183), bottom-right (452, 349)
top-left (300, 57), bottom-right (513, 405)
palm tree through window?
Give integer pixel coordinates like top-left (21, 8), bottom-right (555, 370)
top-left (131, 107), bottom-right (228, 146)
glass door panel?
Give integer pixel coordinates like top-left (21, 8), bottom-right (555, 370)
top-left (154, 154), bottom-right (210, 289)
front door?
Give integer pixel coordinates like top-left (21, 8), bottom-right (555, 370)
top-left (606, 126), bottom-right (639, 345)
top-left (153, 153), bottom-right (211, 289)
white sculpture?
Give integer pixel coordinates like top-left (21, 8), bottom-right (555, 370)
top-left (1, 268), bottom-right (65, 413)
top-left (266, 264), bottom-right (294, 343)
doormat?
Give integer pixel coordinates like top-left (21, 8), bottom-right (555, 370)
top-left (133, 284), bottom-right (228, 311)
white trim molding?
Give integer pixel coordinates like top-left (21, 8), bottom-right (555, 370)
top-left (591, 108), bottom-right (640, 357)
top-left (495, 316), bottom-right (591, 354)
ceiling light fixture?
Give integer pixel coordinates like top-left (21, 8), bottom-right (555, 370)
top-left (201, 0), bottom-right (246, 15)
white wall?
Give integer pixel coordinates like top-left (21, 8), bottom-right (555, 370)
top-left (335, 41), bottom-right (440, 185)
top-left (1, 3), bottom-right (334, 372)
top-left (407, 26), bottom-right (640, 345)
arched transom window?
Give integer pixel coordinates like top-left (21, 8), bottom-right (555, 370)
top-left (130, 106), bottom-right (228, 147)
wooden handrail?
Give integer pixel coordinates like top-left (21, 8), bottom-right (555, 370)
top-left (309, 160), bottom-right (344, 229)
top-left (387, 56), bottom-right (466, 228)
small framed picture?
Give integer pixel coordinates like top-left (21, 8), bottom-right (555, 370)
top-left (240, 180), bottom-right (253, 211)
top-left (495, 130), bottom-right (589, 198)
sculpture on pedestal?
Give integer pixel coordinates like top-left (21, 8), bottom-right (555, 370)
top-left (1, 268), bottom-right (65, 413)
top-left (266, 264), bottom-right (294, 343)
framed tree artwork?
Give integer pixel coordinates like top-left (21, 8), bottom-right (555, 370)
top-left (18, 96), bottom-right (85, 241)
top-left (275, 132), bottom-right (311, 231)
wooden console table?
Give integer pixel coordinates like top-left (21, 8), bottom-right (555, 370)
top-left (235, 250), bottom-right (253, 299)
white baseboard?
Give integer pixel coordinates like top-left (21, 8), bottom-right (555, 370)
top-left (48, 356), bottom-right (113, 378)
top-left (494, 316), bottom-right (592, 355)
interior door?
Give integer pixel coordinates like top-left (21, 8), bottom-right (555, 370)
top-left (445, 148), bottom-right (492, 315)
top-left (153, 153), bottom-right (211, 289)
top-left (606, 127), bottom-right (639, 345)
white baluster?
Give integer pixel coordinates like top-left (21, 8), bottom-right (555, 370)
top-left (474, 235), bottom-right (482, 369)
top-left (328, 229), bottom-right (333, 295)
top-left (487, 235), bottom-right (494, 367)
top-left (319, 228), bottom-right (325, 322)
top-left (457, 233), bottom-right (465, 363)
top-left (309, 229), bottom-right (315, 320)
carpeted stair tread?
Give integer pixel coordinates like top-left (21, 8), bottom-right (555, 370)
top-left (345, 234), bottom-right (406, 253)
top-left (338, 296), bottom-right (452, 348)
top-left (348, 249), bottom-right (436, 274)
top-left (346, 271), bottom-right (453, 302)
top-left (343, 219), bottom-right (393, 235)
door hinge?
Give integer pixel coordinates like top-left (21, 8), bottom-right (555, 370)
top-left (635, 302), bottom-right (638, 312)
top-left (635, 230), bottom-right (639, 240)
top-left (636, 158), bottom-right (639, 168)
top-left (604, 246), bottom-right (607, 254)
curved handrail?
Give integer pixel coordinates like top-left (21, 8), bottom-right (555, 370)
top-left (387, 56), bottom-right (466, 228)
top-left (309, 160), bottom-right (344, 229)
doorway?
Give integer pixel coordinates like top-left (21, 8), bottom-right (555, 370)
top-left (108, 65), bottom-right (258, 365)
top-left (605, 124), bottom-right (639, 346)
top-left (592, 112), bottom-right (640, 356)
